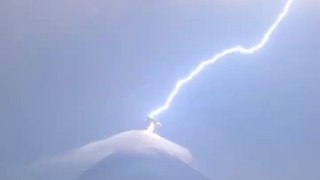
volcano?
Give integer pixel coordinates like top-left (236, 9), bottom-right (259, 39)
top-left (77, 151), bottom-right (209, 180)
top-left (72, 130), bottom-right (209, 180)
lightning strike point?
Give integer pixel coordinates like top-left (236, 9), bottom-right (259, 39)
top-left (146, 123), bottom-right (155, 133)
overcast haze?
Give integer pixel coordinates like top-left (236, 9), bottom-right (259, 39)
top-left (1, 0), bottom-right (320, 179)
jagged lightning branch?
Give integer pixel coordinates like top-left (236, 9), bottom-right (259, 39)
top-left (147, 0), bottom-right (294, 132)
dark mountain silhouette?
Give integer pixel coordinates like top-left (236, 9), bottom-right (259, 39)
top-left (77, 151), bottom-right (210, 180)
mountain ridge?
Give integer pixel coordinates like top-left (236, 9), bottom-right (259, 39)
top-left (77, 151), bottom-right (210, 180)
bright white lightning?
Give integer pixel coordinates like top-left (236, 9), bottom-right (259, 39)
top-left (147, 0), bottom-right (294, 132)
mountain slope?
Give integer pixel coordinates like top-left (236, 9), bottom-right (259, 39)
top-left (77, 151), bottom-right (209, 180)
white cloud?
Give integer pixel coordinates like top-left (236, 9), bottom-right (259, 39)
top-left (53, 130), bottom-right (192, 165)
top-left (30, 130), bottom-right (192, 180)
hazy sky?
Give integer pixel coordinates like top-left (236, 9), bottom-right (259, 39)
top-left (1, 0), bottom-right (320, 179)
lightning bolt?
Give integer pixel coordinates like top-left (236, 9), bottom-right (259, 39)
top-left (147, 0), bottom-right (294, 132)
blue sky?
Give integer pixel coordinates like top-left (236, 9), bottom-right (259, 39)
top-left (1, 0), bottom-right (320, 179)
